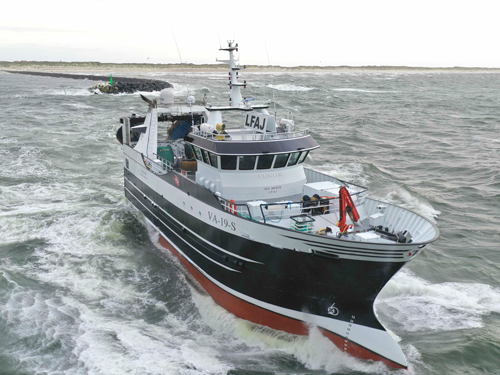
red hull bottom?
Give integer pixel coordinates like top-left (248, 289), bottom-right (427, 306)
top-left (158, 234), bottom-right (406, 369)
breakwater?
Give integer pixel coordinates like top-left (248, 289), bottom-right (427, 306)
top-left (3, 71), bottom-right (172, 94)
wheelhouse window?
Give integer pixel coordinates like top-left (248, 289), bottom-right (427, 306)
top-left (209, 152), bottom-right (218, 168)
top-left (221, 155), bottom-right (237, 170)
top-left (273, 153), bottom-right (289, 168)
top-left (257, 154), bottom-right (274, 170)
top-left (192, 145), bottom-right (203, 161)
top-left (297, 151), bottom-right (309, 164)
top-left (201, 149), bottom-right (211, 165)
top-left (287, 152), bottom-right (301, 166)
top-left (238, 155), bottom-right (257, 170)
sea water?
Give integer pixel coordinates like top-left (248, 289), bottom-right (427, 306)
top-left (0, 70), bottom-right (499, 375)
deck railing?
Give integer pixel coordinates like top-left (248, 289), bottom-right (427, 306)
top-left (142, 154), bottom-right (170, 175)
top-left (205, 100), bottom-right (270, 109)
top-left (258, 198), bottom-right (338, 224)
top-left (218, 191), bottom-right (369, 225)
top-left (303, 167), bottom-right (369, 192)
top-left (257, 191), bottom-right (370, 224)
top-left (191, 128), bottom-right (309, 141)
top-left (218, 197), bottom-right (252, 219)
top-left (142, 153), bottom-right (192, 176)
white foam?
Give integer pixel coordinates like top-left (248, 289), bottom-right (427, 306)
top-left (45, 88), bottom-right (94, 96)
top-left (0, 146), bottom-right (49, 181)
top-left (378, 188), bottom-right (441, 223)
top-left (267, 84), bottom-right (314, 92)
top-left (332, 88), bottom-right (398, 93)
top-left (168, 82), bottom-right (195, 96)
top-left (0, 201), bottom-right (233, 375)
top-left (65, 102), bottom-right (95, 109)
top-left (377, 269), bottom-right (500, 332)
top-left (315, 163), bottom-right (370, 187)
top-left (0, 180), bottom-right (125, 245)
top-left (71, 296), bottom-right (230, 375)
top-left (312, 164), bottom-right (440, 223)
top-left (188, 281), bottom-right (398, 374)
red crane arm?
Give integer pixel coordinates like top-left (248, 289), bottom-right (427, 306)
top-left (337, 186), bottom-right (360, 233)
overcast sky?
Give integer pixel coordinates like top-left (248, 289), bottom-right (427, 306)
top-left (1, 0), bottom-right (499, 67)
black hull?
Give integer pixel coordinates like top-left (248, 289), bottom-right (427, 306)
top-left (124, 170), bottom-right (407, 368)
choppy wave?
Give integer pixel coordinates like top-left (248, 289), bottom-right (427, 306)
top-left (1, 70), bottom-right (500, 375)
top-left (378, 269), bottom-right (500, 332)
top-left (379, 188), bottom-right (441, 223)
top-left (45, 88), bottom-right (95, 96)
top-left (315, 163), bottom-right (371, 187)
top-left (332, 88), bottom-right (398, 93)
top-left (267, 84), bottom-right (315, 92)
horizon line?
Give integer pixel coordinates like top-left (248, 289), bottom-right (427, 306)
top-left (1, 61), bottom-right (500, 71)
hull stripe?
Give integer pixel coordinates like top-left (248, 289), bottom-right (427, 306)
top-left (282, 236), bottom-right (407, 259)
top-left (282, 235), bottom-right (411, 252)
top-left (312, 248), bottom-right (405, 259)
top-left (126, 177), bottom-right (262, 264)
top-left (306, 242), bottom-right (407, 256)
top-left (126, 186), bottom-right (240, 273)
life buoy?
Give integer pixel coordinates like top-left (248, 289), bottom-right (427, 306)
top-left (229, 199), bottom-right (237, 215)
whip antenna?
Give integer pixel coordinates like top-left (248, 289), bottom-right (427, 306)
top-left (168, 19), bottom-right (190, 96)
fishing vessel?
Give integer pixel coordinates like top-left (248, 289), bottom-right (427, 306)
top-left (117, 41), bottom-right (439, 369)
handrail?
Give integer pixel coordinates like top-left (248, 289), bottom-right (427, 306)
top-left (259, 190), bottom-right (368, 224)
top-left (142, 153), bottom-right (192, 177)
top-left (217, 188), bottom-right (368, 225)
top-left (303, 167), bottom-right (369, 192)
top-left (218, 197), bottom-right (252, 219)
top-left (205, 100), bottom-right (270, 109)
top-left (142, 154), bottom-right (169, 175)
top-left (191, 129), bottom-right (309, 141)
top-left (153, 153), bottom-right (175, 171)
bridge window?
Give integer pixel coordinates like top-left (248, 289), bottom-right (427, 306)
top-left (192, 146), bottom-right (203, 161)
top-left (273, 153), bottom-right (289, 168)
top-left (201, 149), bottom-right (211, 165)
top-left (287, 152), bottom-right (301, 166)
top-left (221, 155), bottom-right (237, 170)
top-left (238, 155), bottom-right (257, 170)
top-left (257, 154), bottom-right (274, 170)
top-left (209, 152), bottom-right (218, 168)
top-left (298, 151), bottom-right (309, 164)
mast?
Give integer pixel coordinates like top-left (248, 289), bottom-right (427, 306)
top-left (217, 40), bottom-right (246, 108)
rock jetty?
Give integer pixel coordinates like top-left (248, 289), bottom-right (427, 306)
top-left (4, 71), bottom-right (172, 94)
